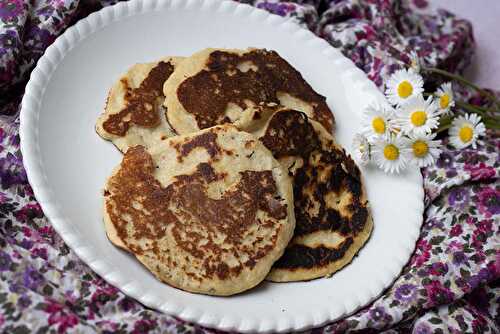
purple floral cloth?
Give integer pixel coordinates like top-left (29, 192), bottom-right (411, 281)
top-left (0, 0), bottom-right (498, 333)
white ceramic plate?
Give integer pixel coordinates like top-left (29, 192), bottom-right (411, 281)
top-left (20, 0), bottom-right (424, 332)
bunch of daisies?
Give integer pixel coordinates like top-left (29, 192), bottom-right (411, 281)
top-left (353, 62), bottom-right (488, 174)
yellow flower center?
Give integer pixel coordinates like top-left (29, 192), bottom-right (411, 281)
top-left (372, 117), bottom-right (386, 134)
top-left (410, 110), bottom-right (427, 127)
top-left (383, 144), bottom-right (399, 161)
top-left (397, 81), bottom-right (413, 98)
top-left (412, 140), bottom-right (428, 158)
top-left (459, 126), bottom-right (473, 143)
top-left (439, 94), bottom-right (450, 109)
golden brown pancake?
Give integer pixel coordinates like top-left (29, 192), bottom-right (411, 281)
top-left (103, 125), bottom-right (295, 295)
top-left (163, 48), bottom-right (334, 135)
top-left (96, 57), bottom-right (183, 152)
top-left (251, 109), bottom-right (373, 282)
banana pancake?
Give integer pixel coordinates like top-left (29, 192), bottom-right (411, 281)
top-left (103, 125), bottom-right (295, 295)
top-left (96, 57), bottom-right (183, 152)
top-left (163, 48), bottom-right (334, 135)
top-left (251, 109), bottom-right (373, 282)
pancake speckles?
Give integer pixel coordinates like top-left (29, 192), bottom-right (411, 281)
top-left (103, 125), bottom-right (295, 295)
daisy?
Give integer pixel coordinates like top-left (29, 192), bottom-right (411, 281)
top-left (372, 134), bottom-right (410, 174)
top-left (449, 113), bottom-right (486, 149)
top-left (397, 95), bottom-right (439, 135)
top-left (408, 51), bottom-right (421, 73)
top-left (435, 82), bottom-right (455, 115)
top-left (385, 68), bottom-right (424, 106)
top-left (362, 101), bottom-right (396, 140)
top-left (352, 133), bottom-right (370, 165)
top-left (407, 133), bottom-right (442, 168)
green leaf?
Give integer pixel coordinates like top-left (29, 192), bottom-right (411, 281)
top-left (389, 300), bottom-right (400, 308)
top-left (42, 284), bottom-right (53, 296)
top-left (430, 236), bottom-right (445, 245)
top-left (429, 317), bottom-right (443, 324)
top-left (34, 302), bottom-right (46, 311)
top-left (460, 268), bottom-right (471, 278)
top-left (12, 325), bottom-right (30, 334)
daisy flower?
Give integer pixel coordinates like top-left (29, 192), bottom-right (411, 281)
top-left (385, 68), bottom-right (424, 106)
top-left (435, 82), bottom-right (455, 115)
top-left (362, 101), bottom-right (396, 140)
top-left (408, 51), bottom-right (421, 73)
top-left (449, 113), bottom-right (486, 149)
top-left (407, 133), bottom-right (442, 168)
top-left (352, 133), bottom-right (370, 165)
top-left (397, 95), bottom-right (439, 136)
top-left (372, 134), bottom-right (410, 174)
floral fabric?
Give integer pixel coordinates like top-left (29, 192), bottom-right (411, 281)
top-left (0, 0), bottom-right (498, 333)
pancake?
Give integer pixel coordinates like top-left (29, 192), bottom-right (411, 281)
top-left (163, 48), bottom-right (334, 136)
top-left (103, 125), bottom-right (295, 295)
top-left (251, 109), bottom-right (373, 282)
top-left (96, 57), bottom-right (183, 152)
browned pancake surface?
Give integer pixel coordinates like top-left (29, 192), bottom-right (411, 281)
top-left (260, 110), bottom-right (372, 281)
top-left (168, 48), bottom-right (334, 134)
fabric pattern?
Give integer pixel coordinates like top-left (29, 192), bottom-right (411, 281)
top-left (0, 0), bottom-right (498, 333)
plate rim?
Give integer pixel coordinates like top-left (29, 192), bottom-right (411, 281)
top-left (19, 0), bottom-right (424, 332)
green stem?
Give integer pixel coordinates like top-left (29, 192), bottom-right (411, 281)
top-left (436, 123), bottom-right (451, 134)
top-left (455, 100), bottom-right (494, 115)
top-left (423, 67), bottom-right (500, 107)
top-left (484, 120), bottom-right (500, 130)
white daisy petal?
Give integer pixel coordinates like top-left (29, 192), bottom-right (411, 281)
top-left (352, 133), bottom-right (370, 165)
top-left (396, 95), bottom-right (439, 136)
top-left (361, 101), bottom-right (397, 141)
top-left (407, 132), bottom-right (442, 168)
top-left (449, 113), bottom-right (486, 149)
top-left (385, 68), bottom-right (424, 106)
top-left (435, 82), bottom-right (455, 115)
top-left (371, 134), bottom-right (411, 174)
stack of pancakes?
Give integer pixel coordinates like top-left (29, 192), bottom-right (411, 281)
top-left (96, 48), bottom-right (373, 296)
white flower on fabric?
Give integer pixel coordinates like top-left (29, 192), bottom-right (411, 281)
top-left (408, 51), bottom-right (421, 73)
top-left (396, 95), bottom-right (439, 136)
top-left (449, 113), bottom-right (486, 149)
top-left (435, 82), bottom-right (455, 115)
top-left (371, 134), bottom-right (411, 174)
top-left (362, 101), bottom-right (396, 140)
top-left (385, 68), bottom-right (424, 106)
top-left (407, 132), bottom-right (442, 168)
top-left (352, 133), bottom-right (370, 165)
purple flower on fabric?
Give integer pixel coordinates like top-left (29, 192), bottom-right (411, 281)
top-left (425, 280), bottom-right (454, 307)
top-left (394, 284), bottom-right (417, 304)
top-left (448, 187), bottom-right (469, 209)
top-left (450, 224), bottom-right (463, 237)
top-left (368, 306), bottom-right (392, 323)
top-left (436, 152), bottom-right (453, 168)
top-left (18, 294), bottom-right (31, 308)
top-left (118, 297), bottom-right (137, 312)
top-left (469, 267), bottom-right (493, 288)
top-left (31, 247), bottom-right (48, 261)
top-left (452, 251), bottom-right (467, 266)
top-left (413, 322), bottom-right (432, 334)
top-left (132, 319), bottom-right (158, 334)
top-left (477, 187), bottom-right (500, 218)
top-left (256, 2), bottom-right (296, 17)
top-left (0, 152), bottom-right (27, 189)
top-left (0, 251), bottom-right (12, 271)
top-left (429, 262), bottom-right (448, 276)
top-left (0, 1), bottom-right (25, 22)
top-left (23, 266), bottom-right (44, 290)
top-left (464, 162), bottom-right (496, 181)
top-left (14, 203), bottom-right (43, 222)
top-left (20, 238), bottom-right (33, 250)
